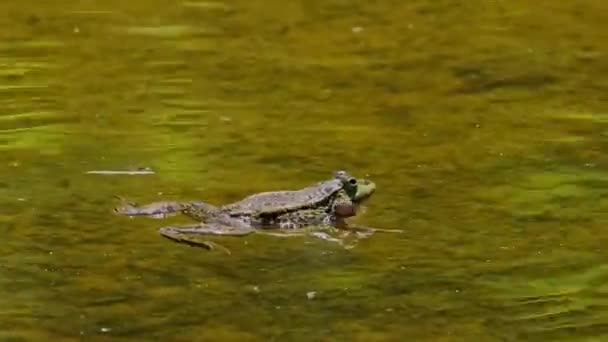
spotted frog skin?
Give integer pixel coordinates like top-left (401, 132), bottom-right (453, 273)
top-left (115, 171), bottom-right (386, 250)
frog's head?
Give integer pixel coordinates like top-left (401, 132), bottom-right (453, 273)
top-left (333, 170), bottom-right (376, 203)
top-left (352, 178), bottom-right (376, 204)
top-left (332, 170), bottom-right (376, 217)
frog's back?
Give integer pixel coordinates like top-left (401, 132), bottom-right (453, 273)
top-left (222, 179), bottom-right (343, 216)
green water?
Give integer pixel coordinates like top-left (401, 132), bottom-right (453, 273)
top-left (2, 0), bottom-right (608, 340)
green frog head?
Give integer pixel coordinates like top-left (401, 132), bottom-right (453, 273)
top-left (332, 171), bottom-right (376, 217)
top-left (352, 178), bottom-right (376, 204)
top-left (333, 170), bottom-right (376, 203)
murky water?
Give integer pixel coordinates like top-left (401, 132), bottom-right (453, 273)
top-left (2, 0), bottom-right (608, 340)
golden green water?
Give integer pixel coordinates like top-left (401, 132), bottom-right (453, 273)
top-left (2, 0), bottom-right (608, 340)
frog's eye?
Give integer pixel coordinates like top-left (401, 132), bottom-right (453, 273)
top-left (348, 177), bottom-right (357, 185)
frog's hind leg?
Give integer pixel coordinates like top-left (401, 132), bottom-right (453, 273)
top-left (180, 202), bottom-right (222, 221)
top-left (114, 199), bottom-right (216, 219)
top-left (158, 223), bottom-right (255, 253)
top-left (159, 224), bottom-right (255, 237)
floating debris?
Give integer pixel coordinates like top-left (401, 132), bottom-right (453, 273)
top-left (86, 167), bottom-right (155, 175)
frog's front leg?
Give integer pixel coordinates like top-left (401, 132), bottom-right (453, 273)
top-left (255, 229), bottom-right (309, 238)
top-left (344, 223), bottom-right (403, 234)
top-left (332, 190), bottom-right (357, 217)
top-left (308, 231), bottom-right (347, 245)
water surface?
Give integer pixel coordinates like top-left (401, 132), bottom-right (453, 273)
top-left (2, 0), bottom-right (608, 340)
